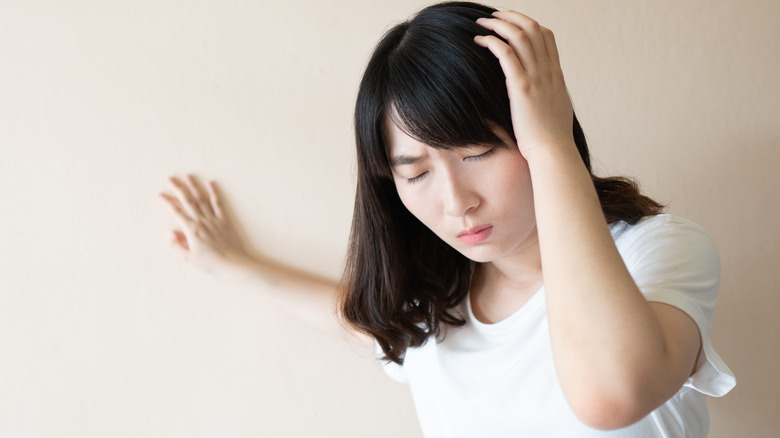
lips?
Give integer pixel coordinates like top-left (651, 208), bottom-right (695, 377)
top-left (458, 225), bottom-right (492, 237)
top-left (457, 225), bottom-right (493, 245)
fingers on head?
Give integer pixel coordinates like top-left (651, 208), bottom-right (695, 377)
top-left (477, 17), bottom-right (536, 69)
top-left (492, 10), bottom-right (540, 30)
top-left (489, 11), bottom-right (557, 73)
top-left (474, 34), bottom-right (527, 76)
top-left (540, 27), bottom-right (561, 70)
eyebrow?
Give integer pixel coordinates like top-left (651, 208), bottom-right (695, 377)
top-left (390, 154), bottom-right (427, 167)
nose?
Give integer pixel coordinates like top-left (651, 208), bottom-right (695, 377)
top-left (441, 170), bottom-right (480, 217)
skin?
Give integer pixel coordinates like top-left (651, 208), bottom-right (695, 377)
top-left (386, 120), bottom-right (544, 321)
top-left (159, 8), bottom-right (704, 432)
top-left (158, 176), bottom-right (349, 341)
top-left (470, 11), bottom-right (702, 429)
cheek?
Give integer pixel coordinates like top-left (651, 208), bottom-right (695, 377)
top-left (396, 186), bottom-right (423, 216)
top-left (492, 159), bottom-right (534, 210)
top-left (396, 184), bottom-right (439, 228)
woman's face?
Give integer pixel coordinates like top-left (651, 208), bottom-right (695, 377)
top-left (385, 118), bottom-right (538, 263)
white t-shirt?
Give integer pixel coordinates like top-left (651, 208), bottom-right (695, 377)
top-left (378, 214), bottom-right (735, 438)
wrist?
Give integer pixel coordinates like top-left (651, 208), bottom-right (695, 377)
top-left (523, 139), bottom-right (582, 169)
top-left (222, 253), bottom-right (264, 282)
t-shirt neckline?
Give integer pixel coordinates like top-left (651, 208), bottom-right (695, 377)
top-left (465, 285), bottom-right (546, 338)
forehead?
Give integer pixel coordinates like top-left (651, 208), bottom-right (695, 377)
top-left (384, 115), bottom-right (427, 156)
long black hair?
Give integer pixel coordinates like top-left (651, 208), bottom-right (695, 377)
top-left (339, 1), bottom-right (663, 365)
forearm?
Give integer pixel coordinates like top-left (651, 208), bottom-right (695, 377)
top-left (159, 174), bottom-right (371, 346)
top-left (229, 256), bottom-right (371, 346)
top-left (526, 143), bottom-right (669, 407)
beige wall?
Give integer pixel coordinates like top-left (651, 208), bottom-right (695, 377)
top-left (1, 0), bottom-right (777, 436)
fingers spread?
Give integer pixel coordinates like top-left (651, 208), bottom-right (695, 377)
top-left (184, 174), bottom-right (214, 218)
top-left (160, 191), bottom-right (190, 226)
top-left (168, 176), bottom-right (200, 220)
top-left (205, 180), bottom-right (224, 221)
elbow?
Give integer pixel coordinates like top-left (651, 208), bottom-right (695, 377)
top-left (563, 363), bottom-right (674, 429)
top-left (568, 391), bottom-right (650, 430)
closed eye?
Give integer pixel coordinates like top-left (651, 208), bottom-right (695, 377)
top-left (407, 172), bottom-right (428, 184)
top-left (405, 148), bottom-right (495, 185)
top-left (465, 148), bottom-right (495, 161)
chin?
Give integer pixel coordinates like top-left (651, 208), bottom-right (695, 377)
top-left (455, 246), bottom-right (501, 264)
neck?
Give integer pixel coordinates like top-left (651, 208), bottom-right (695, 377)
top-left (469, 230), bottom-right (544, 324)
top-left (482, 227), bottom-right (543, 291)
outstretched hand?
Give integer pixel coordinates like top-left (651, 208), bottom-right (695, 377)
top-left (158, 174), bottom-right (255, 281)
top-left (475, 10), bottom-right (575, 160)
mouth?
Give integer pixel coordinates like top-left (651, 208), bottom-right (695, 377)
top-left (457, 225), bottom-right (493, 245)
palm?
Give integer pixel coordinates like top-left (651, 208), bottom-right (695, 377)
top-left (159, 174), bottom-right (252, 280)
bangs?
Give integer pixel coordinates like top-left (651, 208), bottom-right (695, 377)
top-left (382, 4), bottom-right (515, 150)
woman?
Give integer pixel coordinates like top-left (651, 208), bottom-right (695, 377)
top-left (159, 2), bottom-right (734, 436)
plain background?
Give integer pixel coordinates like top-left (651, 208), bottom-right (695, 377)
top-left (1, 0), bottom-right (778, 436)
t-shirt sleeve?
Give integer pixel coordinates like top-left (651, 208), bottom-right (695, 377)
top-left (615, 215), bottom-right (736, 397)
top-left (375, 341), bottom-right (409, 384)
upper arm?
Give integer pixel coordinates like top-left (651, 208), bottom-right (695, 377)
top-left (650, 301), bottom-right (702, 381)
top-left (572, 302), bottom-right (704, 431)
top-left (619, 217), bottom-right (715, 393)
top-left (597, 302), bottom-right (703, 428)
top-left (578, 216), bottom-right (719, 429)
